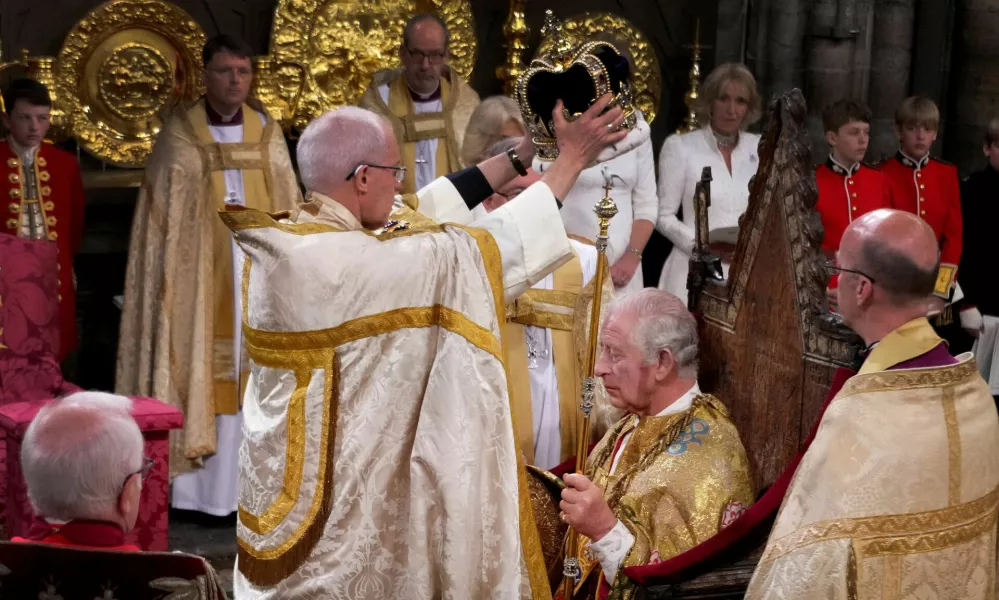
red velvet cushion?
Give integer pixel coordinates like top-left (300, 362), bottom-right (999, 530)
top-left (0, 396), bottom-right (184, 437)
top-left (0, 234), bottom-right (66, 404)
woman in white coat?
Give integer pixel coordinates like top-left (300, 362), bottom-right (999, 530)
top-left (538, 111), bottom-right (658, 293)
top-left (656, 63), bottom-right (762, 298)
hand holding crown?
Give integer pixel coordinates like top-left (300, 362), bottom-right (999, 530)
top-left (539, 94), bottom-right (627, 200)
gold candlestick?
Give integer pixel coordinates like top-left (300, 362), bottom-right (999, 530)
top-left (677, 19), bottom-right (703, 134)
top-left (560, 172), bottom-right (619, 600)
top-left (496, 0), bottom-right (530, 96)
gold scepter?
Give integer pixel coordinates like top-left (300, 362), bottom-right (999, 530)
top-left (561, 170), bottom-right (619, 599)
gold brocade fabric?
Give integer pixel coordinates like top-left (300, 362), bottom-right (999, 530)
top-left (746, 352), bottom-right (999, 599)
top-left (570, 394), bottom-right (754, 600)
top-left (115, 99), bottom-right (301, 476)
top-left (359, 67), bottom-right (480, 194)
top-left (503, 247), bottom-right (618, 466)
top-left (859, 317), bottom-right (946, 374)
top-left (225, 188), bottom-right (552, 599)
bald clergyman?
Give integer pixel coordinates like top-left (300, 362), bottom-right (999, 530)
top-left (225, 96), bottom-right (629, 599)
top-left (747, 209), bottom-right (999, 599)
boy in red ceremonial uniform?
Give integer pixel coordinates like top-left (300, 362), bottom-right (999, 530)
top-left (1, 79), bottom-right (85, 360)
top-left (815, 100), bottom-right (895, 305)
top-left (878, 97), bottom-right (962, 311)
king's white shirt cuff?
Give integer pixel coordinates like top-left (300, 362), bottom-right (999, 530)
top-left (588, 519), bottom-right (635, 585)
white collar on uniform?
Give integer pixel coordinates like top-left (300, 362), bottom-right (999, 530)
top-left (7, 136), bottom-right (38, 166)
top-left (651, 381), bottom-right (700, 418)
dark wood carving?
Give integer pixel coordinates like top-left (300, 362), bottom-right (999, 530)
top-left (688, 88), bottom-right (862, 492)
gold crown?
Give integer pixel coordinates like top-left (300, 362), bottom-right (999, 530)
top-left (515, 10), bottom-right (638, 161)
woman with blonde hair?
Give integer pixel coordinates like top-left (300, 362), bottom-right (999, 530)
top-left (460, 95), bottom-right (525, 166)
top-left (656, 63), bottom-right (762, 298)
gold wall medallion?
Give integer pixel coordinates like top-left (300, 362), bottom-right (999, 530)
top-left (55, 0), bottom-right (206, 167)
top-left (266, 0), bottom-right (477, 131)
top-left (535, 12), bottom-right (661, 124)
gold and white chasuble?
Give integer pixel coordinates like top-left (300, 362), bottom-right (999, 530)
top-left (224, 177), bottom-right (572, 599)
top-left (747, 326), bottom-right (999, 599)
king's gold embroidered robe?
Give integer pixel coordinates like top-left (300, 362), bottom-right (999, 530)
top-left (226, 177), bottom-right (573, 599)
top-left (569, 394), bottom-right (754, 600)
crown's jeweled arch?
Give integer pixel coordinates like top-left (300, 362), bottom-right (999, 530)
top-left (515, 10), bottom-right (644, 161)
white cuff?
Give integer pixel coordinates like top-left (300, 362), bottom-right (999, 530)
top-left (961, 307), bottom-right (984, 331)
top-left (587, 520), bottom-right (635, 585)
top-left (413, 177), bottom-right (473, 225)
top-left (474, 181), bottom-right (572, 302)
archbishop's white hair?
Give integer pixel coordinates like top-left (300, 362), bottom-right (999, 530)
top-left (297, 106), bottom-right (391, 194)
top-left (606, 288), bottom-right (699, 378)
top-left (21, 392), bottom-right (143, 522)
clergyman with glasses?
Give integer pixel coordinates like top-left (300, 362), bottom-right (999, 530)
top-left (748, 208), bottom-right (999, 599)
top-left (15, 393), bottom-right (151, 550)
top-left (360, 13), bottom-right (480, 193)
top-left (226, 97), bottom-right (629, 597)
top-left (117, 34), bottom-right (302, 520)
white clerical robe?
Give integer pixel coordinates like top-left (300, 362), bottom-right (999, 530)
top-left (529, 239), bottom-right (597, 470)
top-left (379, 84), bottom-right (439, 191)
top-left (229, 176), bottom-right (571, 599)
top-left (170, 111), bottom-right (267, 516)
top-left (656, 127), bottom-right (760, 299)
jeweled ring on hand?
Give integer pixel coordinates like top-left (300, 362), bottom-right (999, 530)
top-left (607, 123), bottom-right (616, 130)
top-left (560, 512), bottom-right (567, 523)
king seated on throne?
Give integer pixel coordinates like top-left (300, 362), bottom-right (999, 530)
top-left (558, 289), bottom-right (754, 600)
top-left (359, 13), bottom-right (479, 194)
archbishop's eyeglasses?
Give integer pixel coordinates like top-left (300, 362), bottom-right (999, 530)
top-left (121, 456), bottom-right (155, 491)
top-left (406, 47), bottom-right (447, 64)
top-left (824, 260), bottom-right (876, 284)
top-left (346, 164), bottom-right (407, 183)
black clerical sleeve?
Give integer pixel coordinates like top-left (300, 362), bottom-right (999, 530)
top-left (445, 167), bottom-right (493, 210)
top-left (444, 167), bottom-right (563, 211)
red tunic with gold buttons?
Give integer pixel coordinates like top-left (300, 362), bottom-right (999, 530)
top-left (1, 140), bottom-right (86, 359)
top-left (815, 158), bottom-right (896, 289)
top-left (878, 152), bottom-right (962, 298)
top-left (815, 157), bottom-right (896, 250)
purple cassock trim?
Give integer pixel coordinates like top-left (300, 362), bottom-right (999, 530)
top-left (888, 343), bottom-right (958, 370)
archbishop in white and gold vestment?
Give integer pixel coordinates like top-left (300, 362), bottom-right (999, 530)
top-left (224, 175), bottom-right (573, 599)
top-left (747, 318), bottom-right (999, 599)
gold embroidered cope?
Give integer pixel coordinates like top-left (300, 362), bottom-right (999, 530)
top-left (116, 99), bottom-right (301, 476)
top-left (747, 320), bottom-right (999, 600)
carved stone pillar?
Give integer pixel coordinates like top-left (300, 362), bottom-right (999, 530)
top-left (945, 0), bottom-right (999, 174)
top-left (868, 0), bottom-right (916, 162)
top-left (806, 0), bottom-right (860, 155)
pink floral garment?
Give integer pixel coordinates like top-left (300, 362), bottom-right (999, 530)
top-left (0, 233), bottom-right (66, 404)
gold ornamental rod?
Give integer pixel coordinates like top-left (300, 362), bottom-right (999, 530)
top-left (677, 19), bottom-right (703, 134)
top-left (561, 172), bottom-right (619, 599)
top-left (497, 0), bottom-right (530, 96)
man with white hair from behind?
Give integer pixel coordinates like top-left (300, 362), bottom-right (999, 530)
top-left (14, 392), bottom-right (149, 551)
top-left (557, 289), bottom-right (753, 599)
top-left (225, 97), bottom-right (628, 598)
